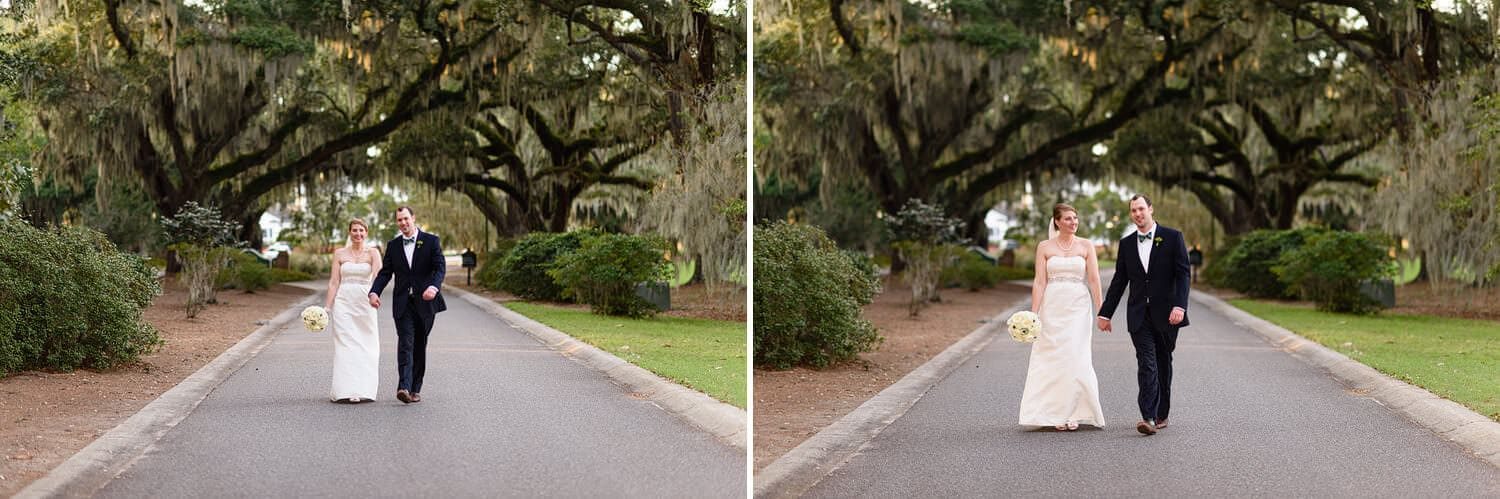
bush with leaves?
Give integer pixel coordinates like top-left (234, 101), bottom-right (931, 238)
top-left (548, 233), bottom-right (672, 318)
top-left (888, 199), bottom-right (967, 316)
top-left (496, 231), bottom-right (594, 301)
top-left (161, 202), bottom-right (241, 317)
top-left (474, 239), bottom-right (519, 291)
top-left (1274, 231), bottom-right (1395, 314)
top-left (945, 252), bottom-right (1002, 291)
top-left (0, 219), bottom-right (161, 377)
top-left (755, 222), bottom-right (882, 369)
top-left (1205, 227), bottom-right (1328, 298)
top-left (220, 251), bottom-right (273, 293)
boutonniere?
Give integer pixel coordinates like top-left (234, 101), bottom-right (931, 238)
top-left (415, 239), bottom-right (424, 249)
top-left (1153, 236), bottom-right (1163, 247)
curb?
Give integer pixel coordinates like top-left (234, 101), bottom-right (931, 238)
top-left (448, 287), bottom-right (747, 451)
top-left (753, 297), bottom-right (1031, 499)
top-left (1191, 292), bottom-right (1500, 469)
top-left (15, 290), bottom-right (321, 499)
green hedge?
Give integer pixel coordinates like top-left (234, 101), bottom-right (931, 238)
top-left (0, 220), bottom-right (161, 377)
top-left (220, 251), bottom-right (272, 293)
top-left (1205, 227), bottom-right (1328, 298)
top-left (474, 238), bottom-right (519, 291)
top-left (548, 233), bottom-right (671, 318)
top-left (754, 222), bottom-right (882, 369)
top-left (495, 231), bottom-right (595, 301)
top-left (943, 252), bottom-right (1002, 291)
top-left (1274, 231), bottom-right (1394, 314)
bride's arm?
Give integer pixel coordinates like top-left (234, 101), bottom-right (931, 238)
top-left (1031, 242), bottom-right (1048, 314)
top-left (368, 247), bottom-right (382, 280)
top-left (325, 249), bottom-right (342, 310)
top-left (1086, 243), bottom-right (1103, 312)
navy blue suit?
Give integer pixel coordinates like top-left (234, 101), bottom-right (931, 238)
top-left (1098, 225), bottom-right (1191, 423)
top-left (369, 230), bottom-right (446, 393)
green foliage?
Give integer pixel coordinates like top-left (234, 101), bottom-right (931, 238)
top-left (0, 219), bottom-right (161, 377)
top-left (229, 25), bottom-right (313, 57)
top-left (160, 202), bottom-right (240, 248)
top-left (944, 252), bottom-right (1002, 291)
top-left (496, 231), bottom-right (594, 301)
top-left (289, 251), bottom-right (330, 276)
top-left (888, 198), bottom-right (966, 245)
top-left (220, 251), bottom-right (273, 293)
top-left (161, 202), bottom-right (240, 317)
top-left (754, 222), bottom-right (882, 369)
top-left (268, 268), bottom-right (313, 283)
top-left (994, 265), bottom-right (1035, 281)
top-left (548, 233), bottom-right (672, 318)
top-left (1274, 231), bottom-right (1395, 314)
top-left (1206, 227), bottom-right (1329, 298)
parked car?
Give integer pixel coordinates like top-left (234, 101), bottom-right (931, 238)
top-left (264, 241), bottom-right (292, 260)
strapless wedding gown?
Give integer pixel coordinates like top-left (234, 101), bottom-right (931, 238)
top-left (1018, 255), bottom-right (1105, 427)
top-left (330, 262), bottom-right (379, 401)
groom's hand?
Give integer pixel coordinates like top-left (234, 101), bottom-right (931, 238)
top-left (368, 293), bottom-right (381, 308)
top-left (1169, 307), bottom-right (1185, 325)
top-left (422, 286), bottom-right (438, 301)
top-left (1096, 317), bottom-right (1112, 332)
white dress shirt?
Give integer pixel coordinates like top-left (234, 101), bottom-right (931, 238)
top-left (1136, 223), bottom-right (1157, 272)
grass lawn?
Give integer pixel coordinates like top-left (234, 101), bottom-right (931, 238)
top-left (1230, 299), bottom-right (1500, 421)
top-left (504, 301), bottom-right (747, 408)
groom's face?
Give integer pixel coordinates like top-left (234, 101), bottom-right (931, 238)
top-left (1130, 199), bottom-right (1154, 230)
top-left (396, 209), bottom-right (415, 236)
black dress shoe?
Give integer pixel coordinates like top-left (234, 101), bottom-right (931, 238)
top-left (1136, 420), bottom-right (1158, 435)
top-left (396, 389), bottom-right (412, 403)
top-left (409, 392), bottom-right (421, 403)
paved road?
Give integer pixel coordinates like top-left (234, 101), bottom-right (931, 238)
top-left (96, 287), bottom-right (744, 498)
top-left (805, 273), bottom-right (1500, 497)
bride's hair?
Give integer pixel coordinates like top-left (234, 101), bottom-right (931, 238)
top-left (1050, 203), bottom-right (1078, 240)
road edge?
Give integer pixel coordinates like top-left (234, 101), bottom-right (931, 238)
top-left (15, 290), bottom-right (321, 499)
top-left (1192, 292), bottom-right (1500, 469)
top-left (449, 287), bottom-right (748, 452)
top-left (752, 297), bottom-right (1030, 499)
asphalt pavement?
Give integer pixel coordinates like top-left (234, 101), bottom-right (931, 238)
top-left (800, 272), bottom-right (1500, 497)
top-left (92, 286), bottom-right (745, 498)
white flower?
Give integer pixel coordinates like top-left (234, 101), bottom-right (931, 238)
top-left (302, 306), bottom-right (329, 332)
top-left (1006, 311), bottom-right (1040, 343)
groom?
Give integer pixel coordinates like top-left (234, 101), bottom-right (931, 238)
top-left (369, 206), bottom-right (447, 404)
top-left (1097, 194), bottom-right (1191, 435)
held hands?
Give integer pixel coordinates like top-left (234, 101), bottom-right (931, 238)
top-left (368, 293), bottom-right (381, 308)
top-left (1169, 307), bottom-right (1185, 325)
top-left (1096, 317), bottom-right (1112, 332)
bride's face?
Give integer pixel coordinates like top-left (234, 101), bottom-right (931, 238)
top-left (1056, 211), bottom-right (1079, 235)
top-left (349, 224), bottom-right (367, 245)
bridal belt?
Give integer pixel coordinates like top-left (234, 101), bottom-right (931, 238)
top-left (1047, 276), bottom-right (1085, 284)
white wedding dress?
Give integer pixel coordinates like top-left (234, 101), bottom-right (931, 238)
top-left (330, 262), bottom-right (379, 401)
top-left (1018, 255), bottom-right (1106, 428)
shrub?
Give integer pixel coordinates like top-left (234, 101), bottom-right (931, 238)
top-left (268, 268), bottom-right (314, 283)
top-left (161, 202), bottom-right (240, 317)
top-left (944, 252), bottom-right (1002, 291)
top-left (289, 251), bottom-right (331, 276)
top-left (995, 265), bottom-right (1035, 281)
top-left (1206, 227), bottom-right (1328, 298)
top-left (221, 251), bottom-right (273, 293)
top-left (474, 239), bottom-right (519, 291)
top-left (1274, 231), bottom-right (1395, 314)
top-left (0, 220), bottom-right (161, 377)
top-left (496, 231), bottom-right (594, 301)
top-left (755, 222), bottom-right (882, 369)
top-left (547, 233), bottom-right (672, 318)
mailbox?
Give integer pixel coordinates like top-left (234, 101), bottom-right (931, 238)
top-left (461, 249), bottom-right (477, 268)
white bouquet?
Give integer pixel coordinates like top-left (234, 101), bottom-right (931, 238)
top-left (1006, 311), bottom-right (1040, 343)
top-left (301, 306), bottom-right (329, 332)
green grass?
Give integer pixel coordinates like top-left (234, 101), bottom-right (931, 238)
top-left (1229, 299), bottom-right (1500, 421)
top-left (505, 302), bottom-right (747, 408)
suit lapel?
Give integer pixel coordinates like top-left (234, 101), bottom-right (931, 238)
top-left (1147, 228), bottom-right (1167, 276)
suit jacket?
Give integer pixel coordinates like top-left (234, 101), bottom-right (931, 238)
top-left (1098, 225), bottom-right (1191, 333)
top-left (370, 230), bottom-right (447, 319)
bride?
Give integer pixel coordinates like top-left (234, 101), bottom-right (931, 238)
top-left (1018, 203), bottom-right (1107, 430)
top-left (324, 218), bottom-right (382, 403)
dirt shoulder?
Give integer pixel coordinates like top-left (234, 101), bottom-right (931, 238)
top-left (752, 280), bottom-right (1030, 471)
top-left (0, 282), bottom-right (314, 496)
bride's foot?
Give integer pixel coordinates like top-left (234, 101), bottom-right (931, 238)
top-left (1054, 423), bottom-right (1069, 431)
top-left (1065, 421), bottom-right (1079, 431)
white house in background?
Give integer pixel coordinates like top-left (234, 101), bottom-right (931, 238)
top-left (259, 206), bottom-right (296, 247)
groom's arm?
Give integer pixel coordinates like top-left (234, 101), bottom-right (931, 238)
top-left (423, 235), bottom-right (446, 296)
top-left (1171, 229), bottom-right (1191, 310)
top-left (1098, 241), bottom-right (1128, 320)
top-left (369, 241), bottom-right (395, 298)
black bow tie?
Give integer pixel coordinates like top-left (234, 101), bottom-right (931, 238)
top-left (1137, 232), bottom-right (1152, 243)
top-left (402, 237), bottom-right (416, 245)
